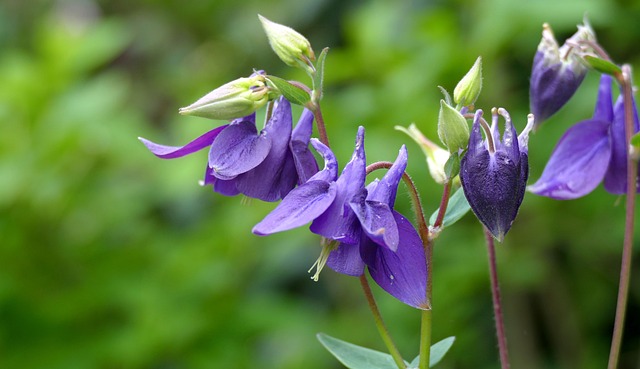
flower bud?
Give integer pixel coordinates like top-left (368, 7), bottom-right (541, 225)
top-left (179, 73), bottom-right (272, 120)
top-left (395, 124), bottom-right (450, 184)
top-left (460, 109), bottom-right (534, 241)
top-left (437, 100), bottom-right (470, 154)
top-left (530, 20), bottom-right (596, 126)
top-left (258, 15), bottom-right (316, 74)
top-left (454, 56), bottom-right (483, 107)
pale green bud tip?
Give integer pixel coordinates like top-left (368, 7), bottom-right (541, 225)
top-left (179, 75), bottom-right (271, 120)
top-left (395, 124), bottom-right (450, 184)
top-left (258, 14), bottom-right (315, 72)
top-left (437, 100), bottom-right (470, 153)
top-left (454, 56), bottom-right (482, 107)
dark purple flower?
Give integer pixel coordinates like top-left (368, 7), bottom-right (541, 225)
top-left (140, 97), bottom-right (317, 201)
top-left (529, 74), bottom-right (640, 199)
top-left (460, 109), bottom-right (534, 241)
top-left (530, 22), bottom-right (595, 126)
top-left (253, 128), bottom-right (428, 309)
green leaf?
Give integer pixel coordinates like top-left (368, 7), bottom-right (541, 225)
top-left (312, 47), bottom-right (329, 102)
top-left (265, 75), bottom-right (311, 106)
top-left (583, 55), bottom-right (622, 76)
top-left (317, 333), bottom-right (400, 369)
top-left (429, 187), bottom-right (471, 227)
top-left (443, 151), bottom-right (460, 180)
top-left (409, 336), bottom-right (456, 368)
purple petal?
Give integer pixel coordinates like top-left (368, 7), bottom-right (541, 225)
top-left (208, 114), bottom-right (271, 179)
top-left (498, 109), bottom-right (521, 165)
top-left (311, 127), bottom-right (366, 244)
top-left (349, 188), bottom-right (398, 251)
top-left (139, 124), bottom-right (228, 159)
top-left (290, 108), bottom-right (319, 184)
top-left (529, 119), bottom-right (611, 199)
top-left (234, 98), bottom-right (297, 201)
top-left (361, 212), bottom-right (429, 310)
top-left (367, 145), bottom-right (408, 207)
top-left (308, 139), bottom-right (338, 183)
top-left (252, 180), bottom-right (337, 235)
top-left (593, 74), bottom-right (614, 122)
top-left (530, 51), bottom-right (586, 125)
top-left (604, 96), bottom-right (640, 194)
top-left (327, 242), bottom-right (365, 277)
top-left (201, 166), bottom-right (239, 196)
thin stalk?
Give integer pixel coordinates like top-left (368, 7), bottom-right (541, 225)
top-left (365, 162), bottom-right (429, 241)
top-left (359, 275), bottom-right (407, 369)
top-left (311, 103), bottom-right (330, 147)
top-left (431, 181), bottom-right (452, 230)
top-left (608, 64), bottom-right (638, 369)
top-left (419, 309), bottom-right (432, 369)
top-left (484, 227), bottom-right (510, 369)
top-left (366, 162), bottom-right (433, 369)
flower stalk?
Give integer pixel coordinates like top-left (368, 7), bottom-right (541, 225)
top-left (359, 275), bottom-right (407, 369)
top-left (310, 102), bottom-right (330, 147)
top-left (367, 162), bottom-right (432, 369)
top-left (607, 64), bottom-right (638, 369)
top-left (484, 227), bottom-right (511, 369)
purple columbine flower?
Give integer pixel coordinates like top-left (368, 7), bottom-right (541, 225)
top-left (253, 127), bottom-right (429, 309)
top-left (530, 21), bottom-right (595, 126)
top-left (528, 74), bottom-right (640, 199)
top-left (460, 109), bottom-right (534, 241)
top-left (139, 97), bottom-right (318, 201)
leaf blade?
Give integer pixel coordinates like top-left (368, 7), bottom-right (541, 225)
top-left (317, 333), bottom-right (401, 369)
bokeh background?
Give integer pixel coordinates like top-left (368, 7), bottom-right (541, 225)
top-left (2, 0), bottom-right (640, 368)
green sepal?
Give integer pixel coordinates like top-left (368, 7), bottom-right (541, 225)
top-left (265, 75), bottom-right (311, 106)
top-left (437, 86), bottom-right (452, 107)
top-left (583, 55), bottom-right (622, 76)
top-left (312, 47), bottom-right (329, 103)
top-left (429, 187), bottom-right (471, 227)
top-left (444, 151), bottom-right (460, 180)
top-left (408, 337), bottom-right (456, 368)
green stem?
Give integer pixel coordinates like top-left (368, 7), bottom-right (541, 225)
top-left (484, 227), bottom-right (510, 369)
top-left (359, 275), bottom-right (407, 369)
top-left (366, 162), bottom-right (432, 369)
top-left (419, 310), bottom-right (432, 369)
top-left (607, 64), bottom-right (638, 369)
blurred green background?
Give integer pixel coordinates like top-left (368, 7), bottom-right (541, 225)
top-left (1, 0), bottom-right (640, 368)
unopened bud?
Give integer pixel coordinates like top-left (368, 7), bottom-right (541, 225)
top-left (454, 56), bottom-right (483, 107)
top-left (437, 100), bottom-right (470, 154)
top-left (258, 15), bottom-right (316, 74)
top-left (179, 73), bottom-right (272, 120)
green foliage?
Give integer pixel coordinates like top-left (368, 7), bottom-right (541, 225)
top-left (317, 333), bottom-right (401, 369)
top-left (583, 55), bottom-right (622, 76)
top-left (266, 75), bottom-right (311, 106)
top-left (409, 337), bottom-right (456, 368)
top-left (317, 333), bottom-right (455, 369)
top-left (429, 187), bottom-right (471, 228)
